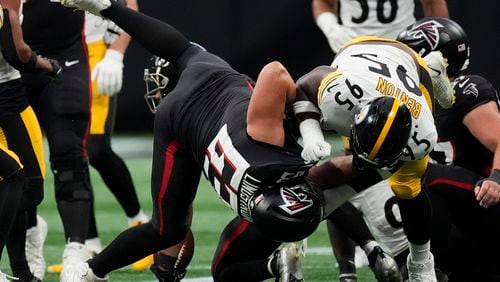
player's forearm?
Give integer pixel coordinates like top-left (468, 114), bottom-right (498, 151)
top-left (106, 0), bottom-right (137, 54)
top-left (312, 0), bottom-right (338, 19)
top-left (421, 0), bottom-right (449, 17)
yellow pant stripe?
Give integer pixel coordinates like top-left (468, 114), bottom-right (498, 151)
top-left (88, 40), bottom-right (110, 135)
top-left (20, 107), bottom-right (46, 178)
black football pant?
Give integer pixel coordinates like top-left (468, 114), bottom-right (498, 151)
top-left (424, 163), bottom-right (500, 281)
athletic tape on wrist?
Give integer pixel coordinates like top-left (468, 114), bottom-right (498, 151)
top-left (293, 101), bottom-right (320, 115)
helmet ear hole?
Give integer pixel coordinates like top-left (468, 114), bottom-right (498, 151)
top-left (250, 185), bottom-right (323, 242)
top-left (397, 17), bottom-right (469, 77)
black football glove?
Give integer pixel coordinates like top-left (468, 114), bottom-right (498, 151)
top-left (47, 58), bottom-right (63, 83)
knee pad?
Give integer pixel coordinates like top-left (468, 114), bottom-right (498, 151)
top-left (48, 130), bottom-right (83, 161)
top-left (53, 161), bottom-right (92, 203)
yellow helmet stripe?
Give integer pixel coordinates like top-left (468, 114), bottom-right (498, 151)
top-left (367, 99), bottom-right (401, 160)
top-left (317, 71), bottom-right (342, 105)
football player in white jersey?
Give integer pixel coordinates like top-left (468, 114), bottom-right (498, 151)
top-left (294, 36), bottom-right (440, 281)
top-left (312, 0), bottom-right (449, 54)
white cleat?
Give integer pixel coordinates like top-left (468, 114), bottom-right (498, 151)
top-left (60, 263), bottom-right (108, 282)
top-left (60, 0), bottom-right (111, 16)
top-left (275, 242), bottom-right (305, 282)
top-left (62, 242), bottom-right (91, 269)
top-left (424, 51), bottom-right (455, 109)
top-left (407, 253), bottom-right (437, 282)
top-left (26, 215), bottom-right (48, 280)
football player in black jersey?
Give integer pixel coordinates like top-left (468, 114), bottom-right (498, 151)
top-left (58, 2), bottom-right (323, 281)
top-left (398, 17), bottom-right (500, 281)
top-left (20, 0), bottom-right (93, 275)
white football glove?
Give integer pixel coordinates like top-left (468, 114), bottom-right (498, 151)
top-left (92, 49), bottom-right (124, 96)
top-left (316, 12), bottom-right (356, 54)
top-left (103, 21), bottom-right (124, 46)
top-left (60, 0), bottom-right (111, 16)
top-left (299, 119), bottom-right (331, 162)
top-left (424, 51), bottom-right (456, 109)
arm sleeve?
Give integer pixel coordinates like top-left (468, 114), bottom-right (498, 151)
top-left (101, 2), bottom-right (191, 63)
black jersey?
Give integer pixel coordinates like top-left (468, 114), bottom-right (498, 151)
top-left (171, 67), bottom-right (311, 219)
top-left (430, 75), bottom-right (499, 176)
top-left (22, 0), bottom-right (84, 53)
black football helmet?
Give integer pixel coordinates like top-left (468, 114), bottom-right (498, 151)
top-left (349, 96), bottom-right (412, 168)
top-left (250, 184), bottom-right (323, 242)
top-left (143, 56), bottom-right (178, 114)
top-left (397, 17), bottom-right (469, 77)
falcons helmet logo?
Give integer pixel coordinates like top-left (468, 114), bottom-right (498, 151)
top-left (278, 186), bottom-right (314, 215)
top-left (406, 20), bottom-right (444, 51)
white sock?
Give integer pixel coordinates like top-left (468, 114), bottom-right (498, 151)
top-left (409, 241), bottom-right (431, 263)
top-left (362, 240), bottom-right (378, 256)
top-left (127, 209), bottom-right (149, 226)
top-left (85, 237), bottom-right (103, 254)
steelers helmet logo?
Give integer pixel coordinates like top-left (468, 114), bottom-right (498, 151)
top-left (406, 20), bottom-right (444, 51)
top-left (354, 104), bottom-right (370, 125)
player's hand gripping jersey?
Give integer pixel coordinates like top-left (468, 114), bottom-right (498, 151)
top-left (319, 37), bottom-right (437, 162)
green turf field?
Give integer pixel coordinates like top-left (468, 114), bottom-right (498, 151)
top-left (16, 135), bottom-right (377, 281)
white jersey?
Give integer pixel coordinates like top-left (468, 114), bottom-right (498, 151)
top-left (318, 38), bottom-right (437, 161)
top-left (350, 180), bottom-right (408, 256)
top-left (339, 0), bottom-right (415, 38)
top-left (0, 2), bottom-right (22, 83)
top-left (317, 0), bottom-right (415, 53)
top-left (85, 12), bottom-right (107, 43)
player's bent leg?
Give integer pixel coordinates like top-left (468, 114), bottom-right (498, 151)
top-left (212, 217), bottom-right (281, 282)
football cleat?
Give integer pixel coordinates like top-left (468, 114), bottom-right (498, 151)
top-left (424, 51), bottom-right (455, 109)
top-left (60, 0), bottom-right (111, 16)
top-left (274, 242), bottom-right (305, 282)
top-left (406, 253), bottom-right (437, 282)
top-left (339, 273), bottom-right (358, 282)
top-left (26, 215), bottom-right (48, 280)
top-left (129, 213), bottom-right (154, 271)
top-left (60, 263), bottom-right (108, 282)
top-left (62, 242), bottom-right (91, 268)
top-left (368, 246), bottom-right (402, 282)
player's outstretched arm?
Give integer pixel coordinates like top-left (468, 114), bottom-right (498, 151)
top-left (464, 101), bottom-right (500, 207)
top-left (62, 0), bottom-right (191, 65)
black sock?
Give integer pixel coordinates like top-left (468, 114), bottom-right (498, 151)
top-left (88, 222), bottom-right (182, 277)
top-left (57, 200), bottom-right (90, 243)
top-left (88, 135), bottom-right (140, 217)
top-left (398, 189), bottom-right (432, 244)
top-left (7, 212), bottom-right (34, 280)
top-left (0, 171), bottom-right (24, 259)
top-left (87, 201), bottom-right (98, 239)
top-left (26, 207), bottom-right (37, 229)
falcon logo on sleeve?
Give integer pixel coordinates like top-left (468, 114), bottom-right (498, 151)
top-left (407, 20), bottom-right (444, 50)
top-left (279, 187), bottom-right (314, 215)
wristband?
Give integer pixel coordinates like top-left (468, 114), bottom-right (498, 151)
top-left (27, 52), bottom-right (38, 69)
top-left (476, 169), bottom-right (500, 187)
